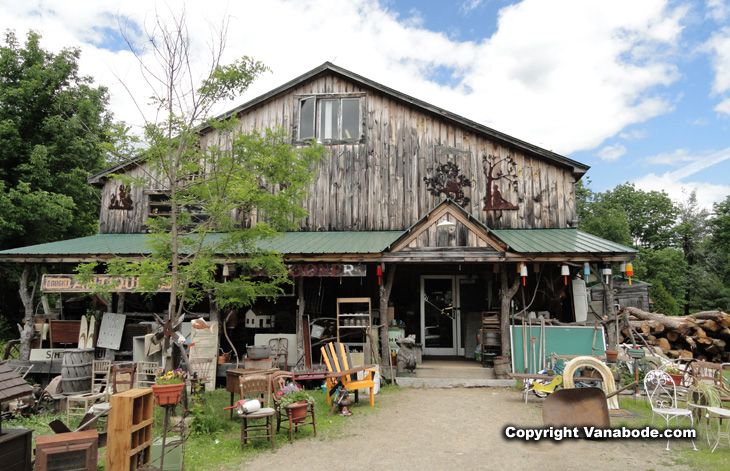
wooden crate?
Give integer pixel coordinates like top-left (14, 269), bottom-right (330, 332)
top-left (106, 388), bottom-right (154, 471)
top-left (0, 428), bottom-right (32, 471)
top-left (35, 430), bottom-right (98, 471)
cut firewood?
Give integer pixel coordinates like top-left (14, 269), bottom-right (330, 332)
top-left (666, 331), bottom-right (679, 342)
top-left (624, 307), bottom-right (693, 336)
top-left (657, 337), bottom-right (671, 354)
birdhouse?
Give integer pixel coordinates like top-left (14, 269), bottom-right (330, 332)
top-left (244, 308), bottom-right (275, 329)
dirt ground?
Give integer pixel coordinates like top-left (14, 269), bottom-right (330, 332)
top-left (240, 387), bottom-right (693, 471)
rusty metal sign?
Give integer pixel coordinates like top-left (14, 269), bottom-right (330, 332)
top-left (41, 274), bottom-right (171, 293)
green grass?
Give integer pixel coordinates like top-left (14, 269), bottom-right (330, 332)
top-left (616, 396), bottom-right (730, 469)
top-left (4, 384), bottom-right (399, 471)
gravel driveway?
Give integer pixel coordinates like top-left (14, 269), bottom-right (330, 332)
top-left (240, 387), bottom-right (692, 471)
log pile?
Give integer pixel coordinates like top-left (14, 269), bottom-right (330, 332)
top-left (620, 307), bottom-right (730, 362)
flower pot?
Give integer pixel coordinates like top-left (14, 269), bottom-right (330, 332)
top-left (151, 383), bottom-right (185, 406)
top-left (605, 350), bottom-right (619, 361)
top-left (668, 373), bottom-right (684, 386)
top-left (286, 401), bottom-right (309, 423)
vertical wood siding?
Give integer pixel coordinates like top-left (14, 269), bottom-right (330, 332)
top-left (98, 73), bottom-right (578, 234)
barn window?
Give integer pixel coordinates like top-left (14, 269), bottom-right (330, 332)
top-left (298, 96), bottom-right (361, 142)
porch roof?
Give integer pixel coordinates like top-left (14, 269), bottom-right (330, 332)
top-left (0, 231), bottom-right (404, 262)
top-left (0, 228), bottom-right (636, 262)
top-left (490, 229), bottom-right (637, 254)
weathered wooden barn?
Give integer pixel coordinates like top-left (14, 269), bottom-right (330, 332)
top-left (0, 63), bottom-right (636, 370)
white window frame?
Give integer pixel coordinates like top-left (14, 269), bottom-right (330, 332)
top-left (295, 93), bottom-right (364, 144)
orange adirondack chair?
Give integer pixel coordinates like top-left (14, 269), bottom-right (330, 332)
top-left (320, 342), bottom-right (376, 406)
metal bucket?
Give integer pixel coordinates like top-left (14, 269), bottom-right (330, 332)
top-left (61, 348), bottom-right (94, 395)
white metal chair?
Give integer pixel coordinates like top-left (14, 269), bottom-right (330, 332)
top-left (644, 369), bottom-right (697, 451)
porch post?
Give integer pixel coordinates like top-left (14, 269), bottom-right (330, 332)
top-left (296, 276), bottom-right (305, 365)
top-left (499, 266), bottom-right (520, 357)
top-left (379, 264), bottom-right (396, 366)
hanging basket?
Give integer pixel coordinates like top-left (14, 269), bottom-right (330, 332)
top-left (151, 383), bottom-right (185, 406)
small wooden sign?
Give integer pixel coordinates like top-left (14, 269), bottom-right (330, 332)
top-left (29, 348), bottom-right (69, 362)
top-left (41, 274), bottom-right (171, 293)
top-left (96, 313), bottom-right (127, 350)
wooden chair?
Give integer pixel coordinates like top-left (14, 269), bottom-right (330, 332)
top-left (239, 375), bottom-right (276, 450)
top-left (269, 371), bottom-right (316, 442)
top-left (67, 360), bottom-right (112, 425)
top-left (320, 342), bottom-right (376, 407)
top-left (110, 363), bottom-right (136, 394)
top-left (135, 361), bottom-right (159, 388)
top-left (92, 360), bottom-right (111, 394)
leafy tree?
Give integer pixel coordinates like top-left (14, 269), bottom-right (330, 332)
top-left (0, 30), bottom-right (112, 357)
top-left (676, 190), bottom-right (710, 315)
top-left (575, 180), bottom-right (633, 246)
top-left (633, 247), bottom-right (687, 308)
top-left (0, 30), bottom-right (112, 247)
top-left (649, 281), bottom-right (680, 316)
top-left (78, 12), bottom-right (326, 368)
top-left (600, 183), bottom-right (677, 249)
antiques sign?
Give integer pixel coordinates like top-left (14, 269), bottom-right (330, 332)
top-left (41, 274), bottom-right (172, 293)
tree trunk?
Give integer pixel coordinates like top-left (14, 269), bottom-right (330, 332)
top-left (18, 265), bottom-right (38, 361)
top-left (379, 265), bottom-right (396, 366)
top-left (296, 277), bottom-right (305, 363)
top-left (499, 268), bottom-right (521, 356)
top-left (625, 307), bottom-right (694, 336)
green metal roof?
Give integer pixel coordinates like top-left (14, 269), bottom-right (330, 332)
top-left (0, 231), bottom-right (403, 258)
top-left (490, 229), bottom-right (637, 254)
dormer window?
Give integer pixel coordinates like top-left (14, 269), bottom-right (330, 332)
top-left (297, 94), bottom-right (364, 143)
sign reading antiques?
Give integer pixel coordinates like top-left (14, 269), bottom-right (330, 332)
top-left (41, 274), bottom-right (172, 293)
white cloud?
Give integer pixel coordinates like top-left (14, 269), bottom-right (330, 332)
top-left (597, 143), bottom-right (627, 161)
top-left (460, 0), bottom-right (483, 15)
top-left (633, 147), bottom-right (730, 208)
top-left (0, 0), bottom-right (688, 155)
top-left (619, 129), bottom-right (648, 140)
top-left (706, 0), bottom-right (730, 21)
top-left (643, 148), bottom-right (694, 166)
top-left (704, 26), bottom-right (730, 115)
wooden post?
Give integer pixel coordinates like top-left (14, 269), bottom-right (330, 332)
top-left (499, 267), bottom-right (521, 356)
top-left (379, 265), bottom-right (396, 366)
top-left (296, 277), bottom-right (305, 366)
top-left (18, 265), bottom-right (38, 361)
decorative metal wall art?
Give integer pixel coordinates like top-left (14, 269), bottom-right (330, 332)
top-left (423, 161), bottom-right (472, 207)
top-left (109, 184), bottom-right (133, 210)
top-left (482, 154), bottom-right (519, 211)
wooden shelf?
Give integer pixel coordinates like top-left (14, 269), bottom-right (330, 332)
top-left (336, 298), bottom-right (372, 360)
top-left (107, 388), bottom-right (154, 471)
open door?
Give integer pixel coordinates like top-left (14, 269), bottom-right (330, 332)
top-left (421, 276), bottom-right (459, 356)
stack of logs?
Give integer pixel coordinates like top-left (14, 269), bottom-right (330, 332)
top-left (620, 307), bottom-right (730, 363)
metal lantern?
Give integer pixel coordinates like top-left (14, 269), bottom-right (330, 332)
top-left (561, 263), bottom-right (570, 285)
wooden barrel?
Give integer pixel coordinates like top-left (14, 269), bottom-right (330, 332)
top-left (61, 348), bottom-right (94, 395)
top-left (493, 356), bottom-right (511, 379)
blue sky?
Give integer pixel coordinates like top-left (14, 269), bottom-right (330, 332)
top-left (2, 0), bottom-right (729, 209)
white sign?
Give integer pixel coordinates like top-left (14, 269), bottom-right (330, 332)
top-left (29, 349), bottom-right (68, 362)
top-left (97, 313), bottom-right (127, 350)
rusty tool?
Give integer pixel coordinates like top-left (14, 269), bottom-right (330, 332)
top-left (542, 387), bottom-right (610, 430)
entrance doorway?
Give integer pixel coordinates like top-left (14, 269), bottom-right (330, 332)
top-left (421, 276), bottom-right (460, 356)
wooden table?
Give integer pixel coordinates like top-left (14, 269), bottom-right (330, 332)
top-left (225, 368), bottom-right (278, 418)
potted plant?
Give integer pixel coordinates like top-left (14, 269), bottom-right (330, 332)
top-left (151, 368), bottom-right (187, 405)
top-left (664, 364), bottom-right (685, 386)
top-left (277, 383), bottom-right (314, 422)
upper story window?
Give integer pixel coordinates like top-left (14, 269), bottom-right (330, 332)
top-left (297, 94), bottom-right (364, 143)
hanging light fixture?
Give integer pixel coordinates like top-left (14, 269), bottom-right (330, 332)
top-left (520, 263), bottom-right (528, 286)
top-left (625, 262), bottom-right (634, 286)
top-left (436, 217), bottom-right (455, 227)
top-left (561, 263), bottom-right (570, 285)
